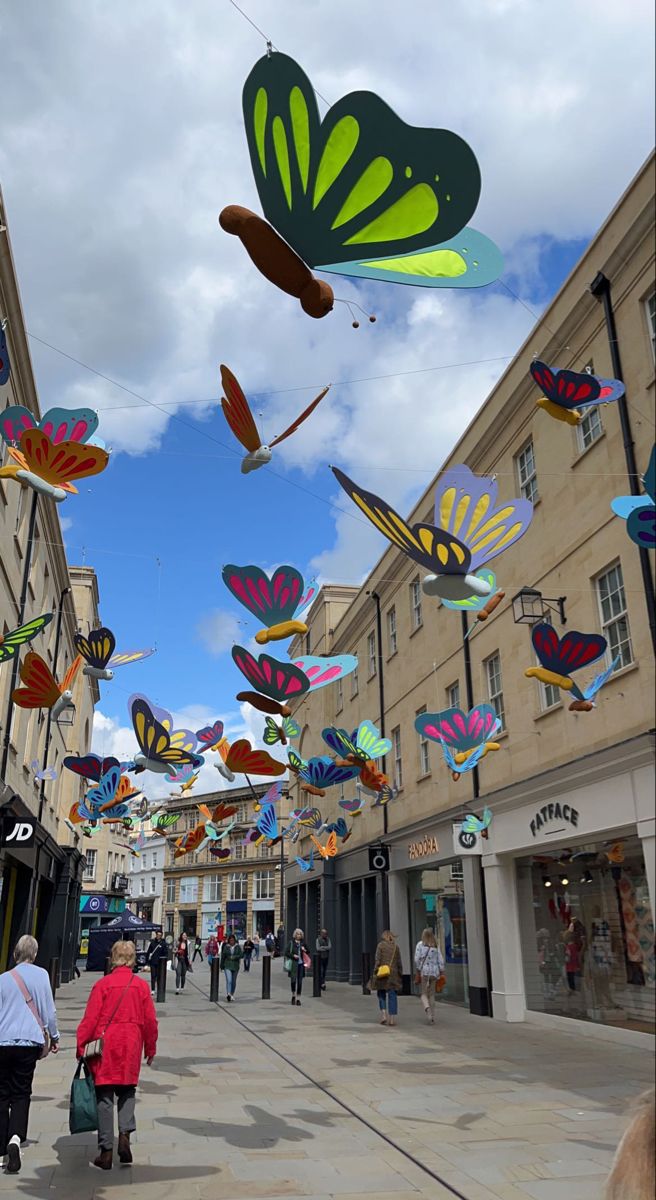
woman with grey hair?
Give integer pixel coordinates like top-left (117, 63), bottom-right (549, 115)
top-left (284, 928), bottom-right (310, 1006)
top-left (0, 935), bottom-right (60, 1175)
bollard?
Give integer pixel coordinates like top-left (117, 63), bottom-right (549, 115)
top-left (48, 957), bottom-right (59, 996)
top-left (312, 954), bottom-right (322, 997)
top-left (209, 956), bottom-right (221, 1003)
top-left (261, 953), bottom-right (271, 999)
top-left (361, 951), bottom-right (371, 995)
top-left (104, 956), bottom-right (112, 976)
top-left (156, 956), bottom-right (167, 1003)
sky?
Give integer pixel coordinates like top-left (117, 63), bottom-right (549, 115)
top-left (1, 0), bottom-right (654, 795)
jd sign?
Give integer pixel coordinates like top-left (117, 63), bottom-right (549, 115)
top-left (1, 818), bottom-right (36, 848)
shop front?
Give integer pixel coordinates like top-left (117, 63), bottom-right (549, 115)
top-left (252, 898), bottom-right (275, 937)
top-left (226, 899), bottom-right (247, 938)
top-left (482, 735), bottom-right (654, 1038)
top-left (201, 903), bottom-right (222, 939)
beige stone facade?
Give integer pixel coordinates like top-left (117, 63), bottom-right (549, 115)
top-left (285, 153), bottom-right (655, 1035)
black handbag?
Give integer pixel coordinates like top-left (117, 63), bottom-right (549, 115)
top-left (84, 976), bottom-right (133, 1060)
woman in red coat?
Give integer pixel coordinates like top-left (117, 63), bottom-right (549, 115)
top-left (76, 939), bottom-right (157, 1171)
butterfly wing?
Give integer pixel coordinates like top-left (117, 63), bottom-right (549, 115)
top-left (256, 802), bottom-right (279, 841)
top-left (434, 465), bottom-right (533, 571)
top-left (74, 627), bottom-right (116, 670)
top-left (220, 365), bottom-right (261, 453)
top-left (282, 716), bottom-right (301, 740)
top-left (0, 405), bottom-right (37, 445)
top-left (332, 467), bottom-right (470, 575)
top-left (107, 648), bottom-right (155, 668)
top-left (466, 704), bottom-right (501, 745)
top-left (269, 386), bottom-right (330, 447)
top-left (339, 796), bottom-right (364, 814)
top-left (441, 569), bottom-right (498, 612)
top-left (222, 563), bottom-right (306, 626)
top-left (12, 652), bottom-right (61, 709)
top-left (225, 738), bottom-right (286, 776)
top-left (63, 753), bottom-right (105, 781)
top-left (531, 361), bottom-right (601, 411)
top-left (61, 656), bottom-right (82, 692)
top-left (292, 654), bottom-right (358, 690)
top-left (293, 578), bottom-right (318, 619)
top-left (263, 717), bottom-right (282, 745)
top-left (232, 646), bottom-right (310, 702)
top-left (195, 720), bottom-right (225, 752)
top-left (415, 708), bottom-right (471, 751)
top-left (131, 697), bottom-right (196, 767)
top-left (242, 52), bottom-right (484, 273)
top-left (321, 726), bottom-right (358, 758)
top-left (18, 430), bottom-right (109, 485)
top-left (533, 624), bottom-right (607, 676)
top-left (38, 407), bottom-right (100, 444)
top-left (627, 504), bottom-right (656, 549)
top-left (356, 720), bottom-right (392, 761)
top-left (306, 756), bottom-right (359, 789)
top-left (86, 766), bottom-right (121, 812)
top-left (581, 656), bottom-right (621, 701)
top-left (0, 613), bottom-right (54, 664)
top-left (461, 812), bottom-right (483, 833)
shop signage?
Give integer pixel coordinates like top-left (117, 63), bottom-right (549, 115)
top-left (408, 834), bottom-right (439, 861)
top-left (451, 823), bottom-right (482, 856)
top-left (0, 818), bottom-right (36, 847)
top-left (530, 802), bottom-right (579, 838)
top-left (368, 845), bottom-right (390, 872)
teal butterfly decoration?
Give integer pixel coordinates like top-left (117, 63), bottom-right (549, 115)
top-left (263, 715), bottom-right (301, 746)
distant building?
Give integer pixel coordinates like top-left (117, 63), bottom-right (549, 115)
top-left (127, 833), bottom-right (166, 924)
top-left (285, 153), bottom-right (655, 1038)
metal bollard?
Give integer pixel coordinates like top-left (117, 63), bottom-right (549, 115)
top-left (361, 951), bottom-right (371, 995)
top-left (156, 956), bottom-right (167, 1003)
top-left (312, 954), bottom-right (322, 997)
top-left (48, 957), bottom-right (59, 996)
top-left (104, 956), bottom-right (112, 976)
top-left (261, 954), bottom-right (271, 999)
top-left (209, 956), bottom-right (221, 1003)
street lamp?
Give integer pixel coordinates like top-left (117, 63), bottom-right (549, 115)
top-left (511, 588), bottom-right (567, 626)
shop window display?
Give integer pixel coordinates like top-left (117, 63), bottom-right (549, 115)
top-left (408, 863), bottom-right (469, 1007)
top-left (518, 835), bottom-right (654, 1033)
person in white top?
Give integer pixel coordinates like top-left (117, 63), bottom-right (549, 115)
top-left (414, 928), bottom-right (445, 1024)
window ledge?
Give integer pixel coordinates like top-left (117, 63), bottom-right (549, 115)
top-left (386, 650), bottom-right (398, 663)
top-left (409, 622), bottom-right (424, 639)
top-left (367, 672), bottom-right (377, 682)
top-left (534, 701), bottom-right (564, 722)
top-left (571, 428), bottom-right (606, 468)
top-left (603, 660), bottom-right (638, 685)
top-left (416, 772), bottom-right (432, 783)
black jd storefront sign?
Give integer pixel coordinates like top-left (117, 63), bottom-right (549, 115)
top-left (1, 818), bottom-right (36, 848)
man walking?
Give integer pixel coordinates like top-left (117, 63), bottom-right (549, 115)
top-left (316, 929), bottom-right (332, 990)
top-left (192, 936), bottom-right (204, 964)
top-left (145, 930), bottom-right (168, 995)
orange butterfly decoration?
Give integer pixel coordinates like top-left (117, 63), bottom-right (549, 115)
top-left (225, 739), bottom-right (286, 777)
top-left (12, 652), bottom-right (82, 712)
top-left (221, 365), bottom-right (329, 475)
top-left (309, 831), bottom-right (338, 859)
top-left (197, 801), bottom-right (239, 823)
top-left (0, 430), bottom-right (109, 499)
top-left (173, 825), bottom-right (207, 859)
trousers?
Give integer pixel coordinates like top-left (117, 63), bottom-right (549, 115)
top-left (224, 968), bottom-right (237, 996)
top-left (420, 975), bottom-right (438, 1013)
top-left (175, 959), bottom-right (187, 989)
top-left (291, 964), bottom-right (304, 995)
top-left (96, 1085), bottom-right (137, 1150)
top-left (0, 1045), bottom-right (40, 1154)
top-left (377, 988), bottom-right (398, 1016)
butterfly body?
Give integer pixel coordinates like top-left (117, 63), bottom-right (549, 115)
top-left (220, 366), bottom-right (329, 473)
top-left (129, 695), bottom-right (204, 774)
top-left (232, 645), bottom-right (311, 717)
top-left (219, 205), bottom-right (334, 318)
top-left (74, 627), bottom-right (154, 680)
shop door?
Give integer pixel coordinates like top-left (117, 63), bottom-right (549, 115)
top-left (408, 863), bottom-right (470, 1007)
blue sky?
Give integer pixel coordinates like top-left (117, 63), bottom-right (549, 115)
top-left (1, 0), bottom-right (653, 785)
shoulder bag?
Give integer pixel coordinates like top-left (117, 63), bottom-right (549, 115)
top-left (414, 947), bottom-right (431, 987)
top-left (84, 975), bottom-right (133, 1059)
top-left (10, 969), bottom-right (52, 1059)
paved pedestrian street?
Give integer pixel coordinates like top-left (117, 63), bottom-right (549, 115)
top-left (3, 960), bottom-right (653, 1200)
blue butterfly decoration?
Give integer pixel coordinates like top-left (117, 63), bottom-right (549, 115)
top-left (461, 806), bottom-right (493, 836)
top-left (611, 444), bottom-right (655, 550)
top-left (576, 656), bottom-right (621, 706)
top-left (295, 850), bottom-right (315, 873)
top-left (256, 802), bottom-right (280, 842)
top-left (85, 765), bottom-right (130, 820)
top-left (322, 817), bottom-right (351, 842)
top-left (288, 751), bottom-right (360, 791)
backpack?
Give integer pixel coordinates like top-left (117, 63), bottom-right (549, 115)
top-left (265, 934), bottom-right (274, 951)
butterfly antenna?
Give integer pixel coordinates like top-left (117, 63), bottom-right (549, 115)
top-left (334, 298), bottom-right (377, 329)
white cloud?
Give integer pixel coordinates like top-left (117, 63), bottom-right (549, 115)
top-left (194, 608), bottom-right (243, 657)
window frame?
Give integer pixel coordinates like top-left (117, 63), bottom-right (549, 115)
top-left (165, 878), bottom-right (176, 903)
top-left (645, 290), bottom-right (655, 361)
top-left (392, 724), bottom-right (403, 789)
top-left (204, 874), bottom-right (222, 903)
top-left (367, 630), bottom-right (377, 678)
top-left (576, 404), bottom-right (603, 453)
top-left (410, 577), bottom-right (423, 631)
top-left (228, 872), bottom-right (248, 901)
top-left (351, 663), bottom-right (359, 698)
top-left (484, 651), bottom-right (506, 731)
top-left (335, 676), bottom-right (344, 713)
top-left (387, 605), bottom-right (397, 655)
top-left (415, 706), bottom-right (430, 776)
top-left (82, 849), bottom-right (97, 882)
top-left (447, 681), bottom-right (460, 710)
top-left (253, 870), bottom-right (275, 900)
top-left (595, 561), bottom-right (634, 669)
top-left (179, 875), bottom-right (199, 905)
top-left (515, 438), bottom-right (538, 504)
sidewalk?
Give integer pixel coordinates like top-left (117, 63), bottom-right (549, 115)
top-left (2, 956), bottom-right (652, 1200)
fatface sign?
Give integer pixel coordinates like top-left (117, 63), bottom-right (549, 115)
top-left (408, 834), bottom-right (439, 861)
top-left (530, 802), bottom-right (579, 838)
top-left (1, 818), bottom-right (36, 848)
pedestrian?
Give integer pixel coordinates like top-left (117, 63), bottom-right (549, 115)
top-left (252, 932), bottom-right (260, 960)
top-left (276, 922), bottom-right (285, 957)
top-left (316, 928), bottom-right (332, 990)
top-left (74, 940), bottom-right (81, 980)
top-left (174, 933), bottom-right (191, 994)
top-left (242, 936), bottom-right (254, 972)
top-left (205, 932), bottom-right (219, 965)
top-left (606, 1088), bottom-right (654, 1199)
top-left (265, 930), bottom-right (275, 956)
top-left (369, 930), bottom-right (402, 1027)
top-left (220, 934), bottom-right (242, 1001)
top-left (76, 939), bottom-right (157, 1171)
top-left (145, 930), bottom-right (168, 995)
top-left (0, 935), bottom-right (60, 1175)
top-left (414, 928), bottom-right (445, 1024)
top-left (192, 935), bottom-right (203, 964)
top-left (285, 928), bottom-right (310, 1006)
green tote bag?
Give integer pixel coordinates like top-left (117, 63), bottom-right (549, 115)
top-left (69, 1060), bottom-right (98, 1134)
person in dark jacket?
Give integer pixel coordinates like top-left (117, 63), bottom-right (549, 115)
top-left (145, 931), bottom-right (168, 995)
top-left (285, 929), bottom-right (310, 1006)
top-left (242, 938), bottom-right (254, 972)
top-left (192, 936), bottom-right (203, 963)
top-left (316, 929), bottom-right (332, 990)
top-left (174, 934), bottom-right (191, 994)
top-left (220, 935), bottom-right (242, 1001)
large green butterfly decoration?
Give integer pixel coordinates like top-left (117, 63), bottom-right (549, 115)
top-left (220, 52), bottom-right (503, 317)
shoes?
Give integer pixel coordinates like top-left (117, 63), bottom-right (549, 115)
top-left (296, 999), bottom-right (301, 1006)
top-left (321, 984), bottom-right (326, 990)
top-left (388, 1017), bottom-right (397, 1026)
top-left (117, 1133), bottom-right (132, 1165)
top-left (6, 1137), bottom-right (21, 1174)
top-left (175, 988), bottom-right (180, 995)
top-left (291, 995), bottom-right (296, 1004)
top-left (92, 1149), bottom-right (113, 1170)
top-left (226, 994), bottom-right (232, 1002)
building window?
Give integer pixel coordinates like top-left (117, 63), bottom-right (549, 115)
top-left (351, 664), bottom-right (359, 698)
top-left (450, 860), bottom-right (464, 882)
top-left (139, 878), bottom-right (145, 895)
top-left (410, 577), bottom-right (423, 630)
top-left (336, 676), bottom-right (343, 713)
top-left (516, 439), bottom-right (538, 504)
top-left (416, 707), bottom-right (430, 776)
top-left (576, 406), bottom-right (603, 453)
top-left (392, 725), bottom-right (403, 789)
top-left (447, 681), bottom-right (460, 710)
top-left (367, 631), bottom-right (377, 677)
top-left (165, 911), bottom-right (174, 935)
top-left (228, 873), bottom-right (248, 901)
top-left (540, 669), bottom-right (560, 712)
top-left (646, 291), bottom-right (656, 360)
top-left (485, 652), bottom-right (505, 730)
top-left (150, 876), bottom-right (157, 894)
top-left (596, 562), bottom-right (633, 668)
top-left (204, 874), bottom-right (222, 903)
top-left (253, 870), bottom-right (275, 900)
top-left (82, 850), bottom-right (97, 882)
top-left (232, 843), bottom-right (245, 861)
top-left (179, 876), bottom-right (198, 904)
top-left (185, 809), bottom-right (198, 830)
top-left (259, 843), bottom-right (274, 859)
top-left (165, 878), bottom-right (176, 903)
top-left (387, 606), bottom-right (397, 655)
